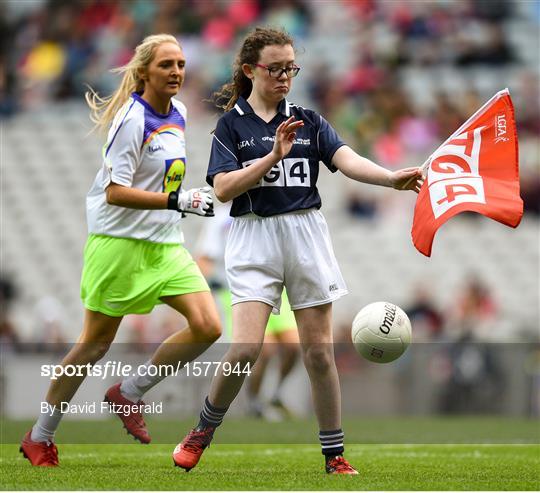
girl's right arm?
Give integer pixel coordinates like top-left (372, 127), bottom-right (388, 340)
top-left (213, 116), bottom-right (303, 202)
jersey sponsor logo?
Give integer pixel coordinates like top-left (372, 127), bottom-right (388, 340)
top-left (261, 136), bottom-right (310, 145)
top-left (238, 137), bottom-right (255, 149)
top-left (242, 157), bottom-right (310, 188)
top-left (148, 144), bottom-right (165, 153)
top-left (163, 157), bottom-right (186, 193)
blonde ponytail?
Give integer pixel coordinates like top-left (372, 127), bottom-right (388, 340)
top-left (86, 34), bottom-right (180, 133)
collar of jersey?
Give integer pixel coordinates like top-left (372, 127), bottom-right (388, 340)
top-left (234, 96), bottom-right (290, 117)
top-left (132, 92), bottom-right (174, 118)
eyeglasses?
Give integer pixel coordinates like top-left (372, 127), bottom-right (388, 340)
top-left (253, 63), bottom-right (301, 79)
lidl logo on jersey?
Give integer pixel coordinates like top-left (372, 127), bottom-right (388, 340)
top-left (163, 158), bottom-right (185, 193)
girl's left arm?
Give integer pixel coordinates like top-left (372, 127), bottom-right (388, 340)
top-left (332, 145), bottom-right (423, 192)
top-left (106, 183), bottom-right (214, 216)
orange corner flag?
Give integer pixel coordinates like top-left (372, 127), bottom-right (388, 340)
top-left (412, 89), bottom-right (523, 257)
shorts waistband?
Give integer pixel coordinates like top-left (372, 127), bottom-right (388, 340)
top-left (235, 208), bottom-right (318, 221)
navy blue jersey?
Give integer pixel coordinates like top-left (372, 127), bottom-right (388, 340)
top-left (207, 96), bottom-right (345, 217)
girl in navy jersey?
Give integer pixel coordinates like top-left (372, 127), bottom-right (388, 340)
top-left (173, 27), bottom-right (422, 475)
top-left (21, 34), bottom-right (222, 466)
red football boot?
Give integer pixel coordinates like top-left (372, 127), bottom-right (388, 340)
top-left (104, 383), bottom-right (151, 444)
top-left (173, 427), bottom-right (215, 471)
top-left (20, 431), bottom-right (59, 466)
top-left (325, 456), bottom-right (359, 475)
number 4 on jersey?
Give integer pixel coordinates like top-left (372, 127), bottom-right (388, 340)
top-left (288, 159), bottom-right (308, 184)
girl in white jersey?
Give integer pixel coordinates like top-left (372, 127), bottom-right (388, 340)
top-left (173, 27), bottom-right (423, 475)
top-left (20, 34), bottom-right (222, 467)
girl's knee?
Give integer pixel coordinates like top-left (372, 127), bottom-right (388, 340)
top-left (302, 345), bottom-right (334, 374)
top-left (190, 314), bottom-right (222, 342)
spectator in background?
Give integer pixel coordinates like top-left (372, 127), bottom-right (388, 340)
top-left (0, 276), bottom-right (21, 353)
top-left (345, 189), bottom-right (378, 220)
top-left (437, 276), bottom-right (503, 414)
top-left (446, 275), bottom-right (498, 341)
top-left (455, 22), bottom-right (517, 66)
top-left (261, 0), bottom-right (312, 38)
top-left (2, 0), bottom-right (526, 122)
top-left (405, 284), bottom-right (445, 342)
top-left (432, 91), bottom-right (463, 141)
top-left (521, 168), bottom-right (540, 216)
top-left (437, 334), bottom-right (504, 414)
top-left (342, 47), bottom-right (387, 95)
top-left (33, 296), bottom-right (67, 352)
top-left (516, 71), bottom-right (540, 137)
top-left (0, 8), bottom-right (17, 116)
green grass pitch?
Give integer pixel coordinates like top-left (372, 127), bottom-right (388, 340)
top-left (1, 417), bottom-right (539, 490)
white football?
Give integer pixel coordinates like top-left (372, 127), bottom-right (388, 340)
top-left (351, 302), bottom-right (412, 363)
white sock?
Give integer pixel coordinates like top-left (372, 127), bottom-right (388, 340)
top-left (31, 406), bottom-right (63, 443)
top-left (120, 360), bottom-right (166, 402)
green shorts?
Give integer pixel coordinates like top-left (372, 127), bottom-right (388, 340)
top-left (81, 234), bottom-right (209, 317)
top-left (217, 289), bottom-right (296, 336)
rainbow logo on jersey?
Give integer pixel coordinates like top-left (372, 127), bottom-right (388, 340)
top-left (163, 157), bottom-right (185, 193)
top-left (142, 123), bottom-right (185, 151)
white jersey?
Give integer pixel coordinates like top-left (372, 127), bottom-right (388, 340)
top-left (86, 92), bottom-right (188, 243)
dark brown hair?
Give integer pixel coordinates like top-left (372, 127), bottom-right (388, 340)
top-left (213, 27), bottom-right (294, 112)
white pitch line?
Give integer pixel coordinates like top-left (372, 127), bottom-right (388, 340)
top-left (54, 443), bottom-right (537, 460)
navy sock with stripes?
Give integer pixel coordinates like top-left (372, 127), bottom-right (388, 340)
top-left (319, 429), bottom-right (345, 457)
top-left (197, 396), bottom-right (228, 429)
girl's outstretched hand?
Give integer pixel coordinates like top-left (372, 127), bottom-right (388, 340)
top-left (271, 116), bottom-right (304, 160)
top-left (390, 167), bottom-right (424, 193)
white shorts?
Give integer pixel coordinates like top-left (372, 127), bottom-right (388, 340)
top-left (225, 208), bottom-right (348, 314)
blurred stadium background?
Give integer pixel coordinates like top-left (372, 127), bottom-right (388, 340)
top-left (0, 0), bottom-right (539, 423)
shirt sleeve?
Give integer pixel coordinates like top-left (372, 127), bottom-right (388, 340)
top-left (317, 114), bottom-right (345, 173)
top-left (172, 98), bottom-right (188, 124)
top-left (103, 104), bottom-right (143, 188)
top-left (206, 116), bottom-right (239, 186)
